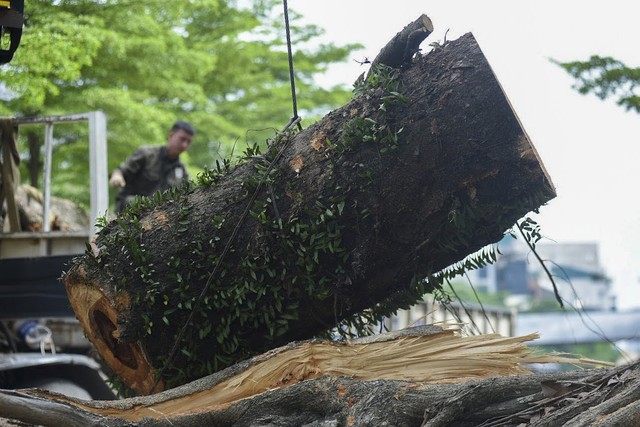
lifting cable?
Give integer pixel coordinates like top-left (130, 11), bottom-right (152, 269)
top-left (151, 0), bottom-right (302, 393)
top-left (283, 0), bottom-right (301, 130)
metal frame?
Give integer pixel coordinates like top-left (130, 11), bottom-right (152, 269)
top-left (11, 111), bottom-right (108, 235)
top-left (388, 299), bottom-right (516, 337)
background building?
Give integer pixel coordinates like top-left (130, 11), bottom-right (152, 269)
top-left (467, 237), bottom-right (615, 311)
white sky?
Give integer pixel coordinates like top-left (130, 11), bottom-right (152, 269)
top-left (292, 1), bottom-right (640, 309)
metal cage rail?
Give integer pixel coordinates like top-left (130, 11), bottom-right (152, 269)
top-left (0, 111), bottom-right (108, 258)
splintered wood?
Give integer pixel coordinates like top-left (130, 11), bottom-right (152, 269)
top-left (11, 329), bottom-right (608, 424)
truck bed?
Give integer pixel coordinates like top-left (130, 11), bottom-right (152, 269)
top-left (0, 255), bottom-right (77, 319)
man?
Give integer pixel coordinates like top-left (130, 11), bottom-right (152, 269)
top-left (110, 121), bottom-right (194, 213)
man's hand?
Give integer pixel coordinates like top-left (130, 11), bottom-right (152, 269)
top-left (110, 170), bottom-right (126, 188)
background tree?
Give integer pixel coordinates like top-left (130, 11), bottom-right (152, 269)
top-left (556, 55), bottom-right (640, 113)
top-left (0, 0), bottom-right (360, 210)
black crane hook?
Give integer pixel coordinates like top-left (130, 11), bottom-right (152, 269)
top-left (0, 0), bottom-right (24, 64)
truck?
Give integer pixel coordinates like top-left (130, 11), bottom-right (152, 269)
top-left (0, 111), bottom-right (116, 399)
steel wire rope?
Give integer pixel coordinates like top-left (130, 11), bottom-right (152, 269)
top-left (150, 0), bottom-right (303, 393)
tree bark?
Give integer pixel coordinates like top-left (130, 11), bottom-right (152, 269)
top-left (0, 328), bottom-right (634, 427)
top-left (369, 14), bottom-right (434, 71)
top-left (64, 30), bottom-right (555, 394)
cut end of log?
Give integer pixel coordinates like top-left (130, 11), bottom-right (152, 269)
top-left (370, 14), bottom-right (435, 71)
top-left (421, 14), bottom-right (434, 32)
top-left (64, 269), bottom-right (162, 394)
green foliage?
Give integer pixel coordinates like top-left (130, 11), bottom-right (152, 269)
top-left (323, 63), bottom-right (408, 157)
top-left (515, 216), bottom-right (543, 248)
top-left (195, 157), bottom-right (232, 187)
top-left (353, 63), bottom-right (402, 97)
top-left (1, 0), bottom-right (360, 209)
top-left (153, 196), bottom-right (350, 388)
top-left (433, 246), bottom-right (500, 285)
top-left (340, 115), bottom-right (404, 154)
top-left (555, 55), bottom-right (640, 113)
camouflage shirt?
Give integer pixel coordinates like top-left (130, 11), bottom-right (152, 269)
top-left (115, 145), bottom-right (188, 212)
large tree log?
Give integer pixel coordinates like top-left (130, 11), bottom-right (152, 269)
top-left (64, 30), bottom-right (555, 394)
top-left (0, 328), bottom-right (627, 427)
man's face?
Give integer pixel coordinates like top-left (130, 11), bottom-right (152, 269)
top-left (166, 129), bottom-right (193, 160)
